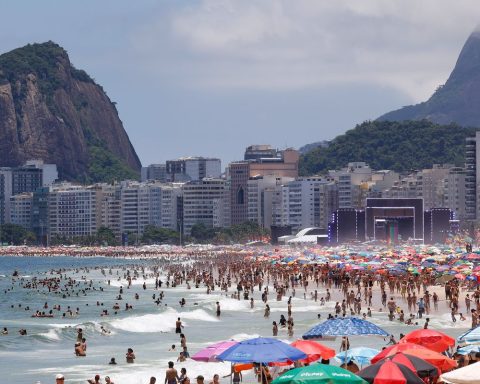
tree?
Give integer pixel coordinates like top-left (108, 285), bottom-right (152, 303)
top-left (96, 226), bottom-right (117, 246)
top-left (141, 225), bottom-right (179, 244)
top-left (190, 223), bottom-right (217, 243)
top-left (0, 224), bottom-right (36, 245)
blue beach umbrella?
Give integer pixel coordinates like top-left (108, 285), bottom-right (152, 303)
top-left (335, 347), bottom-right (380, 366)
top-left (458, 325), bottom-right (480, 344)
top-left (217, 337), bottom-right (307, 363)
top-left (302, 317), bottom-right (389, 339)
top-left (457, 345), bottom-right (480, 355)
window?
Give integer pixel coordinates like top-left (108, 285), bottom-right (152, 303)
top-left (237, 186), bottom-right (245, 205)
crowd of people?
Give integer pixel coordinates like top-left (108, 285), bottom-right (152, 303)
top-left (1, 241), bottom-right (480, 382)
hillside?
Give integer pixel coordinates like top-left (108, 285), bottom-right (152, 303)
top-left (0, 41), bottom-right (141, 182)
top-left (378, 30), bottom-right (480, 126)
top-left (299, 120), bottom-right (474, 175)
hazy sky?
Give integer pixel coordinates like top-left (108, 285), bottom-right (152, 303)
top-left (1, 1), bottom-right (480, 167)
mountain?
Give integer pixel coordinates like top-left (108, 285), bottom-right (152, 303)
top-left (298, 140), bottom-right (330, 155)
top-left (0, 41), bottom-right (141, 182)
top-left (299, 120), bottom-right (473, 176)
top-left (378, 30), bottom-right (480, 126)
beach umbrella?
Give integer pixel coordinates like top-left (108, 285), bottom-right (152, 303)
top-left (376, 353), bottom-right (439, 378)
top-left (396, 348), bottom-right (457, 372)
top-left (302, 317), bottom-right (389, 339)
top-left (357, 360), bottom-right (425, 384)
top-left (440, 361), bottom-right (480, 384)
top-left (457, 325), bottom-right (480, 345)
top-left (456, 345), bottom-right (480, 355)
top-left (290, 339), bottom-right (336, 362)
top-left (191, 340), bottom-right (238, 362)
top-left (217, 337), bottom-right (307, 363)
top-left (335, 347), bottom-right (379, 366)
top-left (436, 274), bottom-right (456, 284)
top-left (399, 329), bottom-right (455, 352)
top-left (271, 364), bottom-right (367, 384)
top-left (371, 343), bottom-right (439, 364)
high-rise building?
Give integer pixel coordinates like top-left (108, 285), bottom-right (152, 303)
top-left (10, 192), bottom-right (33, 230)
top-left (166, 157), bottom-right (221, 182)
top-left (247, 175), bottom-right (294, 229)
top-left (0, 161), bottom-right (57, 225)
top-left (48, 184), bottom-right (100, 238)
top-left (229, 146), bottom-right (300, 225)
top-left (274, 177), bottom-right (338, 233)
top-left (329, 162), bottom-right (372, 209)
top-left (182, 178), bottom-right (227, 236)
top-left (31, 187), bottom-right (50, 245)
top-left (244, 145), bottom-right (278, 161)
top-left (141, 164), bottom-right (167, 182)
top-left (443, 167), bottom-right (467, 221)
top-left (465, 132), bottom-right (479, 220)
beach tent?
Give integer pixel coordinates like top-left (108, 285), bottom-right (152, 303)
top-left (440, 361), bottom-right (480, 384)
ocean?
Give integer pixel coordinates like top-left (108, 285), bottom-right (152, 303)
top-left (0, 256), bottom-right (470, 383)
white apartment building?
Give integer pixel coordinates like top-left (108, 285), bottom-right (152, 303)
top-left (443, 167), bottom-right (467, 220)
top-left (48, 184), bottom-right (99, 238)
top-left (247, 175), bottom-right (294, 228)
top-left (274, 177), bottom-right (338, 233)
top-left (99, 184), bottom-right (121, 236)
top-left (329, 162), bottom-right (372, 209)
top-left (182, 178), bottom-right (227, 236)
top-left (10, 192), bottom-right (33, 229)
top-left (99, 182), bottom-right (183, 238)
top-left (166, 157), bottom-right (221, 182)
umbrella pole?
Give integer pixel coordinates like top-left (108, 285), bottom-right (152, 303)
top-left (230, 363), bottom-right (232, 384)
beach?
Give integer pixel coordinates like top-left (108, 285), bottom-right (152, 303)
top-left (0, 243), bottom-right (477, 383)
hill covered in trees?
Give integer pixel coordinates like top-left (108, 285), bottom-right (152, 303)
top-left (0, 41), bottom-right (141, 182)
top-left (299, 120), bottom-right (474, 175)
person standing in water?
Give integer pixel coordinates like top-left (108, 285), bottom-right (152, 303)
top-left (126, 348), bottom-right (135, 363)
top-left (216, 302), bottom-right (221, 317)
top-left (165, 361), bottom-right (179, 384)
top-left (175, 318), bottom-right (183, 333)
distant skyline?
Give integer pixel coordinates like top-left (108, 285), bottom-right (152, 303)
top-left (1, 1), bottom-right (480, 167)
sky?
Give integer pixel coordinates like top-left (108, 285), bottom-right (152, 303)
top-left (1, 1), bottom-right (480, 168)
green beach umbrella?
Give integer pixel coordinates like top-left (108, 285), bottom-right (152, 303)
top-left (271, 364), bottom-right (367, 384)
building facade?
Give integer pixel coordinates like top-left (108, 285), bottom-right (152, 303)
top-left (182, 178), bottom-right (227, 236)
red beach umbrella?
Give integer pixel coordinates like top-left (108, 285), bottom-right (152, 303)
top-left (357, 360), bottom-right (424, 384)
top-left (371, 342), bottom-right (431, 364)
top-left (376, 353), bottom-right (439, 378)
top-left (399, 329), bottom-right (455, 352)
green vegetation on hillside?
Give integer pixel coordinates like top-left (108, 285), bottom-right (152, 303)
top-left (299, 120), bottom-right (475, 175)
top-left (87, 145), bottom-right (139, 183)
top-left (0, 41), bottom-right (94, 105)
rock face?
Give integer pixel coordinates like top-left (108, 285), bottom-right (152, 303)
top-left (0, 41), bottom-right (141, 181)
top-left (378, 30), bottom-right (480, 127)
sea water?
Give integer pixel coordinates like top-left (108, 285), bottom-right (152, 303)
top-left (0, 256), bottom-right (469, 384)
